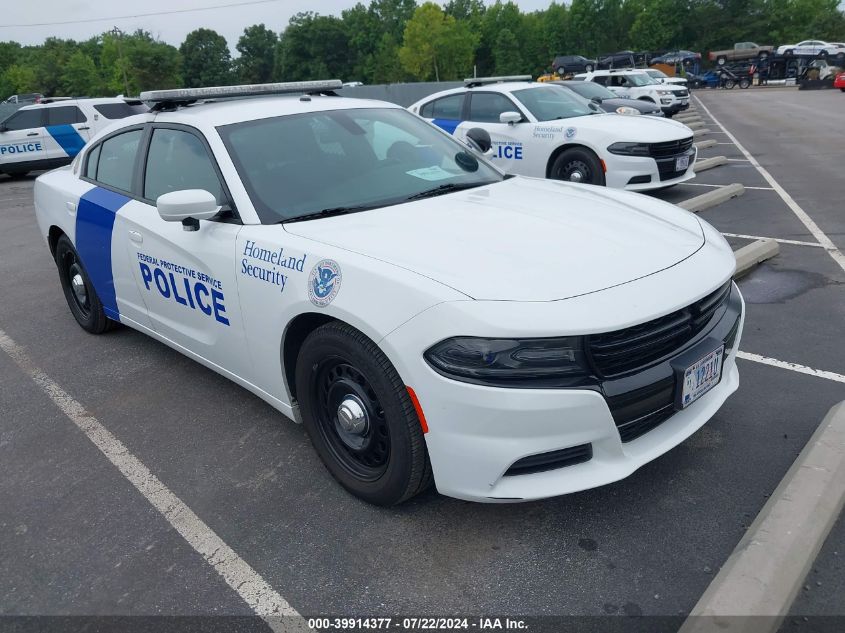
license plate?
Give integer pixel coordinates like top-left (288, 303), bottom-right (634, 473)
top-left (675, 154), bottom-right (690, 171)
top-left (680, 99), bottom-right (689, 105)
top-left (681, 346), bottom-right (724, 408)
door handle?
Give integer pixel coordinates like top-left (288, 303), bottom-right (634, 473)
top-left (128, 230), bottom-right (143, 244)
top-left (27, 132), bottom-right (38, 137)
top-left (65, 201), bottom-right (77, 215)
top-left (77, 126), bottom-right (90, 130)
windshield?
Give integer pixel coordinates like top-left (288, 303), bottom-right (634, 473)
top-left (646, 70), bottom-right (667, 79)
top-left (626, 73), bottom-right (659, 86)
top-left (512, 86), bottom-right (594, 121)
top-left (559, 81), bottom-right (616, 101)
top-left (218, 107), bottom-right (502, 223)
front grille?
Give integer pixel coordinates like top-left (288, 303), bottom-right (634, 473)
top-left (504, 444), bottom-right (593, 476)
top-left (588, 282), bottom-right (732, 377)
top-left (674, 89), bottom-right (689, 97)
top-left (648, 137), bottom-right (694, 159)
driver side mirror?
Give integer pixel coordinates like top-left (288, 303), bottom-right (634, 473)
top-left (499, 111), bottom-right (522, 125)
top-left (590, 96), bottom-right (603, 104)
top-left (465, 127), bottom-right (492, 154)
top-left (156, 189), bottom-right (220, 232)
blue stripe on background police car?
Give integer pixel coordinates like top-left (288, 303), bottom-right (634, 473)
top-left (75, 187), bottom-right (130, 320)
top-left (46, 125), bottom-right (86, 157)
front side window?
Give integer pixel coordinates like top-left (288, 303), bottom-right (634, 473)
top-left (47, 106), bottom-right (86, 125)
top-left (218, 107), bottom-right (502, 224)
top-left (2, 108), bottom-right (44, 130)
top-left (561, 81), bottom-right (616, 101)
top-left (93, 129), bottom-right (142, 192)
top-left (512, 86), bottom-right (594, 121)
top-left (144, 128), bottom-right (223, 204)
top-left (468, 93), bottom-right (521, 123)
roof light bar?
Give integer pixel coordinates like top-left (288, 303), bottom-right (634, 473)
top-left (140, 80), bottom-right (343, 103)
top-left (464, 75), bottom-right (533, 87)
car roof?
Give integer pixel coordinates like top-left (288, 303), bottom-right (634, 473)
top-left (19, 97), bottom-right (132, 111)
top-left (139, 94), bottom-right (404, 129)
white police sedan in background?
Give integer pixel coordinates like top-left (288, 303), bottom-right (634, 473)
top-left (34, 82), bottom-right (743, 505)
top-left (1, 97), bottom-right (146, 177)
top-left (409, 76), bottom-right (696, 191)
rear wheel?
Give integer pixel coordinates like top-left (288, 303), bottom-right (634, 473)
top-left (55, 235), bottom-right (116, 334)
top-left (784, 49), bottom-right (794, 57)
top-left (739, 77), bottom-right (751, 89)
top-left (724, 78), bottom-right (736, 89)
top-left (717, 56), bottom-right (727, 66)
top-left (549, 147), bottom-right (605, 186)
top-left (296, 321), bottom-right (432, 506)
top-left (584, 64), bottom-right (594, 72)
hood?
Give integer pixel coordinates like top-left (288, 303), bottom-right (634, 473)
top-left (572, 112), bottom-right (692, 140)
top-left (601, 98), bottom-right (661, 114)
top-left (284, 178), bottom-right (704, 302)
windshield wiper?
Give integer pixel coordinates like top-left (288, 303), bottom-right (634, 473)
top-left (279, 205), bottom-right (375, 224)
top-left (404, 182), bottom-right (488, 201)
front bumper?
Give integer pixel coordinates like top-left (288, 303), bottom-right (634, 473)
top-left (383, 278), bottom-right (744, 503)
top-left (605, 145), bottom-right (697, 191)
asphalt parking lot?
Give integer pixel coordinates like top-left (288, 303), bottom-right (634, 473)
top-left (1, 88), bottom-right (843, 629)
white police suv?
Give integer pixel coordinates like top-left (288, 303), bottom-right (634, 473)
top-left (409, 76), bottom-right (696, 191)
top-left (576, 69), bottom-right (691, 116)
top-left (34, 82), bottom-right (744, 505)
top-left (1, 97), bottom-right (146, 177)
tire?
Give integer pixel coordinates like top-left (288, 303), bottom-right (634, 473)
top-left (296, 321), bottom-right (432, 506)
top-left (784, 49), bottom-right (794, 57)
top-left (739, 78), bottom-right (751, 89)
top-left (759, 51), bottom-right (769, 60)
top-left (840, 88), bottom-right (845, 92)
top-left (584, 64), bottom-right (594, 72)
top-left (724, 79), bottom-right (736, 89)
top-left (717, 56), bottom-right (727, 66)
top-left (54, 235), bottom-right (116, 334)
top-left (549, 147), bottom-right (605, 186)
top-left (819, 50), bottom-right (827, 59)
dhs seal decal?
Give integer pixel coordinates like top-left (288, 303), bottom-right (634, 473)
top-left (308, 259), bottom-right (342, 307)
top-left (565, 127), bottom-right (577, 140)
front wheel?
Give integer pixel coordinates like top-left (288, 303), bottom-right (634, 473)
top-left (296, 321), bottom-right (432, 506)
top-left (584, 64), bottom-right (594, 72)
top-left (724, 78), bottom-right (736, 89)
top-left (717, 56), bottom-right (727, 66)
top-left (739, 78), bottom-right (751, 89)
top-left (54, 235), bottom-right (116, 334)
top-left (549, 147), bottom-right (606, 186)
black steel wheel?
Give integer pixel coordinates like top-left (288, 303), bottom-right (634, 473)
top-left (550, 147), bottom-right (605, 186)
top-left (55, 235), bottom-right (115, 334)
top-left (296, 321), bottom-right (432, 505)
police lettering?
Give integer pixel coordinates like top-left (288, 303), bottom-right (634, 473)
top-left (0, 142), bottom-right (43, 155)
top-left (139, 261), bottom-right (229, 326)
top-left (495, 144), bottom-right (523, 160)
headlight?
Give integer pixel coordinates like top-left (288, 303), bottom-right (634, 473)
top-left (607, 141), bottom-right (651, 156)
top-left (615, 106), bottom-right (641, 115)
top-left (424, 336), bottom-right (589, 387)
top-left (658, 90), bottom-right (673, 95)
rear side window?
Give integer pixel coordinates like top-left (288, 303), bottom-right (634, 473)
top-left (144, 128), bottom-right (223, 203)
top-left (94, 103), bottom-right (148, 119)
top-left (419, 94), bottom-right (464, 120)
top-left (47, 106), bottom-right (86, 125)
top-left (85, 144), bottom-right (101, 179)
top-left (94, 129), bottom-right (142, 192)
top-left (3, 108), bottom-right (45, 130)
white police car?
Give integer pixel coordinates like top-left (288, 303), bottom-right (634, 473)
top-left (409, 76), bottom-right (696, 191)
top-left (0, 97), bottom-right (146, 177)
top-left (576, 69), bottom-right (691, 116)
top-left (34, 82), bottom-right (743, 505)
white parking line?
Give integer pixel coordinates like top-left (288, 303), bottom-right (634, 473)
top-left (0, 327), bottom-right (300, 629)
top-left (695, 96), bottom-right (845, 275)
top-left (737, 351), bottom-right (845, 384)
top-left (725, 158), bottom-right (751, 162)
top-left (679, 182), bottom-right (774, 191)
top-left (722, 232), bottom-right (825, 248)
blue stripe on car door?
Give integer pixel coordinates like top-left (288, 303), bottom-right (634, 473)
top-left (431, 118), bottom-right (460, 134)
top-left (76, 187), bottom-right (131, 321)
top-left (46, 125), bottom-right (86, 157)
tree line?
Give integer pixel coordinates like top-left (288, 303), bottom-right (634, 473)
top-left (2, 0), bottom-right (844, 98)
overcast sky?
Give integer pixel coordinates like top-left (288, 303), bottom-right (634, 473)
top-left (1, 0), bottom-right (552, 53)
